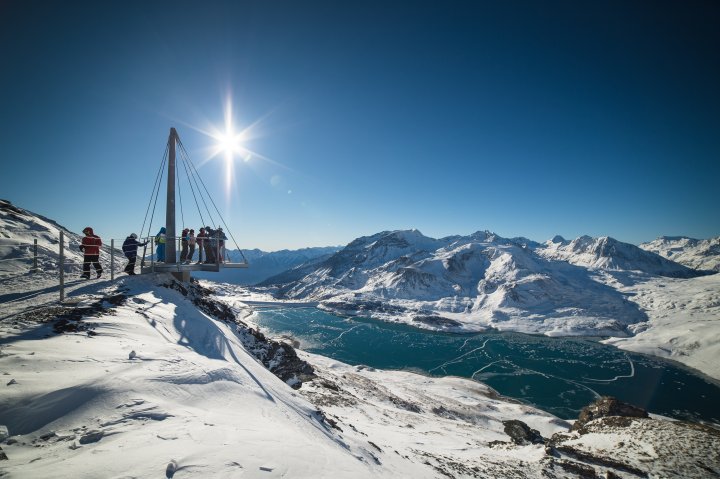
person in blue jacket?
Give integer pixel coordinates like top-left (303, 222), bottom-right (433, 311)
top-left (122, 233), bottom-right (148, 275)
top-left (155, 227), bottom-right (166, 262)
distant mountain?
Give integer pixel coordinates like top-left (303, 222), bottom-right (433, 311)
top-left (195, 246), bottom-right (341, 285)
top-left (639, 236), bottom-right (720, 272)
top-left (536, 235), bottom-right (698, 277)
top-left (261, 229), bottom-right (704, 335)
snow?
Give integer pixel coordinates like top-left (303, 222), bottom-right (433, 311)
top-left (254, 229), bottom-right (720, 380)
top-left (2, 200), bottom-right (720, 477)
top-left (0, 275), bottom-right (396, 477)
top-left (0, 272), bottom-right (582, 478)
top-left (602, 272), bottom-right (720, 380)
top-left (640, 235), bottom-right (720, 272)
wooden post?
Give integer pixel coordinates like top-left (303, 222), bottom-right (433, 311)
top-left (59, 231), bottom-right (65, 302)
top-left (165, 128), bottom-right (177, 264)
top-left (111, 239), bottom-right (115, 280)
top-left (33, 238), bottom-right (38, 273)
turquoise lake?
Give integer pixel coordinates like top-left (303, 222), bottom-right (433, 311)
top-left (253, 307), bottom-right (720, 424)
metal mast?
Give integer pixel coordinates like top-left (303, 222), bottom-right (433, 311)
top-left (165, 127), bottom-right (177, 264)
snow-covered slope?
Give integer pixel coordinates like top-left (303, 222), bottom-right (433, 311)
top-left (601, 272), bottom-right (720, 379)
top-left (537, 235), bottom-right (698, 277)
top-left (5, 275), bottom-right (720, 479)
top-left (0, 276), bottom-right (382, 477)
top-left (1, 202), bottom-right (719, 477)
top-left (2, 272), bottom-right (718, 478)
top-left (640, 235), bottom-right (720, 272)
top-left (0, 199), bottom-right (119, 279)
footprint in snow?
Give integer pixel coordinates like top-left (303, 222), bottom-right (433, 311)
top-left (166, 459), bottom-right (178, 478)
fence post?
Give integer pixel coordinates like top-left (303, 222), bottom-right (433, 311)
top-left (111, 239), bottom-right (115, 281)
top-left (33, 239), bottom-right (38, 273)
top-left (59, 231), bottom-right (65, 302)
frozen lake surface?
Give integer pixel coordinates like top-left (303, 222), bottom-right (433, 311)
top-left (253, 307), bottom-right (720, 423)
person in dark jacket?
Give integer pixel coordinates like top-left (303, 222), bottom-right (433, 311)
top-left (195, 228), bottom-right (206, 264)
top-left (122, 233), bottom-right (148, 275)
top-left (179, 228), bottom-right (189, 263)
top-left (203, 226), bottom-right (216, 263)
top-left (79, 226), bottom-right (103, 279)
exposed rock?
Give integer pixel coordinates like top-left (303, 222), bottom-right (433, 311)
top-left (78, 430), bottom-right (104, 444)
top-left (502, 419), bottom-right (545, 445)
top-left (547, 415), bottom-right (720, 478)
top-left (0, 446), bottom-right (7, 460)
top-left (572, 396), bottom-right (648, 432)
top-left (175, 280), bottom-right (316, 388)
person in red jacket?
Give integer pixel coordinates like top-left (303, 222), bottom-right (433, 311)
top-left (79, 226), bottom-right (103, 279)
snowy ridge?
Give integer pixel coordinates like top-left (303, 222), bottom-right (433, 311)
top-left (640, 235), bottom-right (720, 272)
top-left (1, 202), bottom-right (719, 477)
top-left (265, 230), bottom-right (706, 337)
top-left (2, 274), bottom-right (718, 478)
top-left (0, 199), bottom-right (120, 279)
top-left (537, 235), bottom-right (699, 277)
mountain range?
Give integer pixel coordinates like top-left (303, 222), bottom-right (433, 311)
top-left (640, 236), bottom-right (720, 272)
top-left (259, 229), bottom-right (714, 336)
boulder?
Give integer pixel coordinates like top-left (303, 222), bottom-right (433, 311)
top-left (502, 419), bottom-right (545, 445)
top-left (572, 396), bottom-right (648, 431)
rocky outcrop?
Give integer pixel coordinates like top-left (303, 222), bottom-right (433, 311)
top-left (172, 279), bottom-right (316, 389)
top-left (571, 396), bottom-right (648, 432)
top-left (502, 419), bottom-right (545, 445)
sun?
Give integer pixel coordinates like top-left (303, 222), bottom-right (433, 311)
top-left (215, 129), bottom-right (245, 158)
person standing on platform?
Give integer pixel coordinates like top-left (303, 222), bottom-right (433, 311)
top-left (204, 226), bottom-right (216, 263)
top-left (155, 227), bottom-right (166, 262)
top-left (217, 227), bottom-right (228, 263)
top-left (79, 226), bottom-right (103, 279)
top-left (186, 229), bottom-right (196, 264)
top-left (195, 227), bottom-right (206, 264)
top-left (122, 233), bottom-right (147, 275)
top-left (179, 228), bottom-right (189, 263)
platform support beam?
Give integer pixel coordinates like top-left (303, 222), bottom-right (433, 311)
top-left (165, 127), bottom-right (177, 265)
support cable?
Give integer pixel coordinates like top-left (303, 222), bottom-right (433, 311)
top-left (146, 147), bottom-right (168, 239)
top-left (177, 138), bottom-right (247, 263)
top-left (177, 141), bottom-right (215, 227)
top-left (140, 143), bottom-right (169, 240)
top-left (178, 146), bottom-right (207, 227)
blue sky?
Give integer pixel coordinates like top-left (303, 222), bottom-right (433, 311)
top-left (1, 1), bottom-right (718, 250)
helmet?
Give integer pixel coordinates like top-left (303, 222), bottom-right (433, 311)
top-left (83, 227), bottom-right (93, 234)
top-left (130, 233), bottom-right (138, 239)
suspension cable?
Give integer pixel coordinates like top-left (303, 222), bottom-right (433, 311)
top-left (140, 143), bottom-right (169, 239)
top-left (176, 137), bottom-right (247, 263)
top-left (177, 140), bottom-right (215, 227)
top-left (178, 145), bottom-right (207, 227)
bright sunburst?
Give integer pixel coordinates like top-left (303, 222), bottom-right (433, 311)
top-left (172, 91), bottom-right (288, 198)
